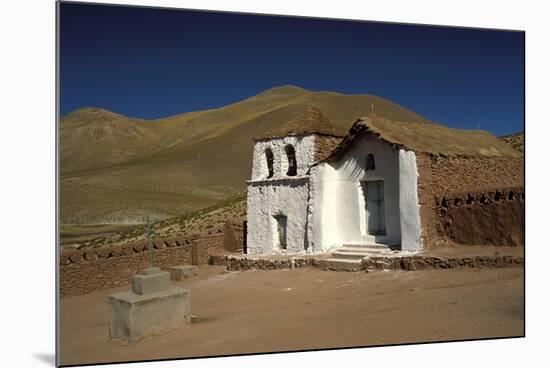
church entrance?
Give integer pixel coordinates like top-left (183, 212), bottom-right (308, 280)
top-left (360, 180), bottom-right (386, 236)
top-left (274, 215), bottom-right (287, 250)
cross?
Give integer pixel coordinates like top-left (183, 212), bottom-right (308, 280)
top-left (146, 214), bottom-right (154, 268)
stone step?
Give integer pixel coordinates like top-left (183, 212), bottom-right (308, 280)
top-left (321, 258), bottom-right (364, 272)
top-left (331, 251), bottom-right (387, 260)
top-left (331, 251), bottom-right (367, 260)
top-left (336, 247), bottom-right (393, 254)
top-left (342, 243), bottom-right (392, 251)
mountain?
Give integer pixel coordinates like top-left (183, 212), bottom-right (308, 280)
top-left (60, 85), bottom-right (431, 224)
top-left (499, 132), bottom-right (524, 154)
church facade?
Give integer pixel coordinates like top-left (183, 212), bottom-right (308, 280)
top-left (246, 106), bottom-right (523, 255)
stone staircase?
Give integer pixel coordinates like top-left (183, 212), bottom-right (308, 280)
top-left (323, 243), bottom-right (395, 271)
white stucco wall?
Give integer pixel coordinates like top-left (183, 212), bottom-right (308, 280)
top-left (247, 135), bottom-right (315, 254)
top-left (246, 133), bottom-right (422, 255)
top-left (398, 149), bottom-right (422, 250)
top-left (246, 178), bottom-right (310, 254)
top-left (311, 135), bottom-right (402, 250)
top-left (251, 135), bottom-right (315, 180)
top-left (309, 164), bottom-right (339, 251)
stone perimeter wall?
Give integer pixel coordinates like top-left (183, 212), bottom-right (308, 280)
top-left (362, 254), bottom-right (524, 271)
top-left (209, 254), bottom-right (524, 272)
top-left (59, 233), bottom-right (224, 297)
top-left (416, 154), bottom-right (524, 247)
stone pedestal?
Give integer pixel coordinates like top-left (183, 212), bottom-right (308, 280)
top-left (109, 267), bottom-right (191, 342)
top-left (168, 265), bottom-right (198, 281)
top-left (131, 267), bottom-right (171, 295)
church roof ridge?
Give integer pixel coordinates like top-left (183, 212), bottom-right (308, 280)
top-left (324, 114), bottom-right (522, 161)
top-left (255, 105), bottom-right (346, 140)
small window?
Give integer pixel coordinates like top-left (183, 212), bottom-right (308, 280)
top-left (366, 153), bottom-right (376, 171)
top-left (265, 148), bottom-right (274, 178)
top-left (285, 145), bottom-right (297, 176)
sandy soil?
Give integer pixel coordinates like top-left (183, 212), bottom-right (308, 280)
top-left (59, 266), bottom-right (524, 366)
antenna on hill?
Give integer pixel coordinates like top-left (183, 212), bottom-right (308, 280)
top-left (370, 103), bottom-right (375, 114)
top-left (475, 108), bottom-right (480, 130)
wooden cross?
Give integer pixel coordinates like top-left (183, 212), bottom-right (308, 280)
top-left (146, 215), bottom-right (153, 268)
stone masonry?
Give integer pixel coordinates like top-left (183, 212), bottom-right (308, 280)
top-left (59, 233), bottom-right (224, 297)
top-left (416, 153), bottom-right (524, 247)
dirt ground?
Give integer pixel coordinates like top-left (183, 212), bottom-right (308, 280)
top-left (59, 266), bottom-right (524, 366)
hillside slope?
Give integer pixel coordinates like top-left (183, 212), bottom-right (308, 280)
top-left (500, 132), bottom-right (524, 154)
top-left (60, 85), bottom-right (431, 224)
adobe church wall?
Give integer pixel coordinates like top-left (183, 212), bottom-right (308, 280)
top-left (398, 150), bottom-right (422, 251)
top-left (416, 154), bottom-right (440, 247)
top-left (251, 135), bottom-right (315, 180)
top-left (223, 221), bottom-right (244, 253)
top-left (434, 188), bottom-right (524, 246)
top-left (416, 154), bottom-right (524, 247)
top-left (246, 178), bottom-right (310, 254)
top-left (312, 135), bottom-right (402, 249)
top-left (426, 155), bottom-right (523, 195)
top-left (313, 135), bottom-right (342, 162)
top-left (59, 233), bottom-right (223, 297)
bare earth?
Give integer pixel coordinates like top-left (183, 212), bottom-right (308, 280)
top-left (59, 266), bottom-right (524, 366)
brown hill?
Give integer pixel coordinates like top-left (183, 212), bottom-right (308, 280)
top-left (60, 85), bottom-right (431, 225)
top-left (499, 132), bottom-right (524, 154)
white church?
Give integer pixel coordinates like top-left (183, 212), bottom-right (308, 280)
top-left (246, 105), bottom-right (422, 255)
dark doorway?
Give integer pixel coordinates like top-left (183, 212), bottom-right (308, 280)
top-left (361, 180), bottom-right (386, 235)
top-left (274, 215), bottom-right (287, 250)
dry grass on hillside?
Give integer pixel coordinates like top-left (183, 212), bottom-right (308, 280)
top-left (60, 85), bottom-right (431, 224)
top-left (61, 194), bottom-right (247, 249)
top-left (500, 132), bottom-right (524, 154)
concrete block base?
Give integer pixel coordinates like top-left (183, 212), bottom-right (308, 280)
top-left (109, 287), bottom-right (191, 342)
top-left (131, 267), bottom-right (171, 295)
top-left (168, 265), bottom-right (198, 281)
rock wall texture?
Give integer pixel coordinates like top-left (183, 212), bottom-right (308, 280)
top-left (362, 254), bottom-right (524, 271)
top-left (223, 221), bottom-right (244, 253)
top-left (416, 154), bottom-right (524, 247)
top-left (313, 135), bottom-right (342, 162)
top-left (435, 187), bottom-right (524, 246)
top-left (59, 233), bottom-right (224, 297)
top-left (209, 254), bottom-right (524, 272)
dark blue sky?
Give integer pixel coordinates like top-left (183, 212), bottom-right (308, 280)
top-left (59, 2), bottom-right (524, 136)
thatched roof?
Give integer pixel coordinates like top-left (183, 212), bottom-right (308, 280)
top-left (326, 114), bottom-right (522, 161)
top-left (256, 105), bottom-right (346, 140)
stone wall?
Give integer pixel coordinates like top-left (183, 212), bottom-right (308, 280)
top-left (435, 187), bottom-right (524, 246)
top-left (416, 154), bottom-right (524, 247)
top-left (59, 233), bottom-right (224, 297)
top-left (212, 255), bottom-right (323, 271)
top-left (313, 134), bottom-right (342, 162)
top-left (223, 221), bottom-right (244, 253)
top-left (362, 254), bottom-right (524, 271)
top-left (209, 254), bottom-right (523, 272)
top-left (427, 155), bottom-right (523, 195)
